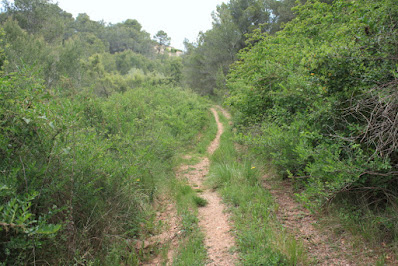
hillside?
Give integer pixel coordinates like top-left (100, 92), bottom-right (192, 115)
top-left (1, 0), bottom-right (398, 265)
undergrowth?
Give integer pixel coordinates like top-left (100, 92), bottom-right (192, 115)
top-left (226, 0), bottom-right (398, 253)
top-left (0, 68), bottom-right (210, 264)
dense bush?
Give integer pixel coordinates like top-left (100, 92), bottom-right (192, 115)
top-left (227, 0), bottom-right (398, 213)
top-left (0, 0), bottom-right (202, 264)
top-left (0, 66), bottom-right (209, 264)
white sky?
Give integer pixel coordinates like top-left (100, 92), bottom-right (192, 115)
top-left (55, 0), bottom-right (226, 50)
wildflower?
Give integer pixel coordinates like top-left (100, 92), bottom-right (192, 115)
top-left (136, 178), bottom-right (140, 182)
top-left (251, 166), bottom-right (256, 169)
top-left (311, 73), bottom-right (315, 76)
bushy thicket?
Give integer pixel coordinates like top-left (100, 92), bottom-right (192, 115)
top-left (226, 0), bottom-right (398, 237)
top-left (0, 68), bottom-right (208, 264)
top-left (0, 0), bottom-right (206, 264)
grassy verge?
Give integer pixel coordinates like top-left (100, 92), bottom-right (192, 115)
top-left (207, 110), bottom-right (309, 265)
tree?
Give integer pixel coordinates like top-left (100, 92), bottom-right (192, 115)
top-left (103, 20), bottom-right (153, 55)
top-left (182, 0), bottom-right (274, 95)
top-left (153, 30), bottom-right (171, 51)
top-left (182, 10), bottom-right (241, 95)
top-left (1, 0), bottom-right (73, 42)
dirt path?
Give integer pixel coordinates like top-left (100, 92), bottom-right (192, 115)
top-left (178, 107), bottom-right (237, 265)
top-left (197, 108), bottom-right (237, 265)
top-left (140, 200), bottom-right (179, 266)
top-left (263, 176), bottom-right (395, 265)
top-left (263, 178), bottom-right (353, 265)
top-left (143, 107), bottom-right (236, 265)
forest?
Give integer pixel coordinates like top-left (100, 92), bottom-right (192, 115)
top-left (1, 0), bottom-right (398, 264)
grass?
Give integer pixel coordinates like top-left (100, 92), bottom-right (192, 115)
top-left (194, 108), bottom-right (219, 155)
top-left (207, 109), bottom-right (309, 265)
top-left (192, 195), bottom-right (208, 207)
top-left (172, 181), bottom-right (208, 265)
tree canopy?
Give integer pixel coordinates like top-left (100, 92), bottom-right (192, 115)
top-left (153, 30), bottom-right (171, 47)
top-left (182, 0), bottom-right (300, 95)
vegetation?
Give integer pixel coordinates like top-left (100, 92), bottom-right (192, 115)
top-left (2, 0), bottom-right (398, 264)
top-left (226, 0), bottom-right (398, 246)
top-left (172, 181), bottom-right (208, 266)
top-left (0, 0), bottom-right (209, 264)
top-left (208, 111), bottom-right (308, 265)
top-left (182, 0), bottom-right (302, 96)
top-left (171, 108), bottom-right (219, 266)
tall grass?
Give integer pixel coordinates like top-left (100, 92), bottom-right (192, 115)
top-left (0, 69), bottom-right (210, 264)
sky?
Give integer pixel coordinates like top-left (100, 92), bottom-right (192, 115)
top-left (55, 0), bottom-right (226, 50)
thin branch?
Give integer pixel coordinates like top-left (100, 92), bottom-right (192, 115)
top-left (19, 155), bottom-right (28, 192)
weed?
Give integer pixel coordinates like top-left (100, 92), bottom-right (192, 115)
top-left (173, 179), bottom-right (208, 265)
top-left (193, 195), bottom-right (208, 207)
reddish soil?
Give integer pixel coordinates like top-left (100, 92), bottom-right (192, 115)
top-left (197, 108), bottom-right (237, 265)
top-left (141, 107), bottom-right (237, 265)
top-left (181, 107), bottom-right (237, 265)
top-left (140, 201), bottom-right (180, 266)
top-left (263, 176), bottom-right (396, 265)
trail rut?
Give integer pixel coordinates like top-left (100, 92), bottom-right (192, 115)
top-left (197, 108), bottom-right (237, 265)
top-left (143, 107), bottom-right (236, 265)
top-left (179, 107), bottom-right (237, 265)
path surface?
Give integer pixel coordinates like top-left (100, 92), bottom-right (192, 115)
top-left (199, 108), bottom-right (237, 265)
top-left (178, 107), bottom-right (237, 265)
top-left (141, 201), bottom-right (179, 266)
top-left (144, 107), bottom-right (236, 265)
top-left (262, 176), bottom-right (394, 265)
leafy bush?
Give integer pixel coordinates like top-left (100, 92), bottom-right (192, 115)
top-left (0, 66), bottom-right (209, 263)
top-left (0, 2), bottom-right (202, 263)
top-left (226, 0), bottom-right (398, 212)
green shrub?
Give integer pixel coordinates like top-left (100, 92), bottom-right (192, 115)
top-left (226, 0), bottom-right (398, 208)
top-left (0, 66), bottom-right (209, 263)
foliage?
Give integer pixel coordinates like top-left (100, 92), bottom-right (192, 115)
top-left (0, 65), bottom-right (209, 263)
top-left (182, 0), bottom-right (302, 96)
top-left (153, 30), bottom-right (171, 47)
top-left (0, 1), bottom-right (207, 263)
top-left (1, 0), bottom-right (74, 43)
top-left (0, 0), bottom-right (181, 93)
top-left (226, 0), bottom-right (398, 217)
top-left (104, 19), bottom-right (154, 55)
